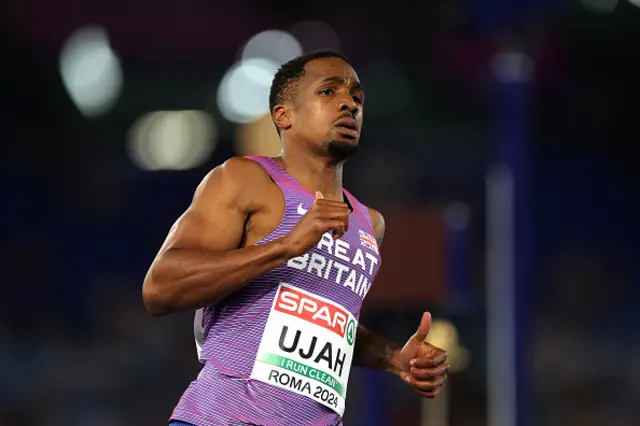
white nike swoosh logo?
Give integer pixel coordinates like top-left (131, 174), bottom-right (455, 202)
top-left (297, 203), bottom-right (308, 215)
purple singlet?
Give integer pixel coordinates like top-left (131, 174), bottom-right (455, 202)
top-left (170, 156), bottom-right (382, 425)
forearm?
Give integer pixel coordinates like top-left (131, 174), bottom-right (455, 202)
top-left (352, 325), bottom-right (405, 376)
top-left (143, 238), bottom-right (292, 315)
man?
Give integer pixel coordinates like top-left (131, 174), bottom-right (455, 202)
top-left (143, 50), bottom-right (449, 426)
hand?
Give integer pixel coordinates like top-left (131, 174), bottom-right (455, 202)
top-left (284, 191), bottom-right (350, 257)
top-left (394, 312), bottom-right (449, 398)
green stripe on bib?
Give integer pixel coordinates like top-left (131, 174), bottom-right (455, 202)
top-left (258, 352), bottom-right (345, 397)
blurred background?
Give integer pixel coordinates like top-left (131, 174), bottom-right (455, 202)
top-left (2, 0), bottom-right (640, 425)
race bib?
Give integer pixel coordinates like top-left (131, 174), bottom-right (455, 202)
top-left (250, 283), bottom-right (358, 416)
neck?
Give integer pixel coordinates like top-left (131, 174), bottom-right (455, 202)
top-left (278, 142), bottom-right (344, 201)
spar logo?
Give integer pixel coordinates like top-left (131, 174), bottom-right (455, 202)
top-left (275, 286), bottom-right (355, 344)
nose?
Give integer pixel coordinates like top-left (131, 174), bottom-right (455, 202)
top-left (338, 96), bottom-right (359, 115)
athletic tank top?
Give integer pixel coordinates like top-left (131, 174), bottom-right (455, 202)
top-left (171, 156), bottom-right (382, 426)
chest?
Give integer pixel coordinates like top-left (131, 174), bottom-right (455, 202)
top-left (249, 188), bottom-right (382, 313)
top-left (282, 209), bottom-right (381, 315)
top-left (299, 221), bottom-right (381, 280)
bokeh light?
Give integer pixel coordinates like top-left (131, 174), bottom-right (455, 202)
top-left (127, 110), bottom-right (217, 171)
top-left (59, 25), bottom-right (123, 118)
top-left (217, 58), bottom-right (279, 124)
top-left (426, 319), bottom-right (470, 373)
top-left (581, 0), bottom-right (619, 13)
top-left (218, 30), bottom-right (304, 124)
top-left (240, 30), bottom-right (303, 65)
top-left (490, 51), bottom-right (534, 83)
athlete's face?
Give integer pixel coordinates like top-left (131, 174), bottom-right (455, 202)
top-left (280, 57), bottom-right (364, 161)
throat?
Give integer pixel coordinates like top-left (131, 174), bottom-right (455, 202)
top-left (276, 155), bottom-right (345, 201)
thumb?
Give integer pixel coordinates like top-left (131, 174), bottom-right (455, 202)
top-left (315, 191), bottom-right (324, 200)
top-left (413, 312), bottom-right (432, 342)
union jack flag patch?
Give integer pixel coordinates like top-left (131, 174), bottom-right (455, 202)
top-left (359, 230), bottom-right (379, 254)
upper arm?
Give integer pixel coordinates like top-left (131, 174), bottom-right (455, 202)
top-left (367, 207), bottom-right (386, 248)
top-left (158, 157), bottom-right (266, 255)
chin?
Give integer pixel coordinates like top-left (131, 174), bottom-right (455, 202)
top-left (327, 139), bottom-right (359, 161)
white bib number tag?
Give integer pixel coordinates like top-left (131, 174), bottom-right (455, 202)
top-left (250, 283), bottom-right (357, 416)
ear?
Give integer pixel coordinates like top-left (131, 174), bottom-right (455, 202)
top-left (273, 105), bottom-right (292, 132)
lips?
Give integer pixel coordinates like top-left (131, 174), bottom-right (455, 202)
top-left (334, 117), bottom-right (358, 138)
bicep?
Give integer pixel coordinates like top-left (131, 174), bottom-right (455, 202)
top-left (159, 161), bottom-right (250, 254)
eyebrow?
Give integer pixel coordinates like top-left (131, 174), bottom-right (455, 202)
top-left (319, 76), bottom-right (364, 91)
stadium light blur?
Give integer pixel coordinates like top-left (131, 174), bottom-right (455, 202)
top-left (217, 30), bottom-right (303, 124)
top-left (60, 25), bottom-right (123, 118)
top-left (217, 58), bottom-right (279, 124)
top-left (127, 110), bottom-right (217, 171)
top-left (241, 29), bottom-right (303, 65)
top-left (581, 0), bottom-right (618, 13)
top-left (425, 318), bottom-right (470, 373)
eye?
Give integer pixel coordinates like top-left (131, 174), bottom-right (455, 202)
top-left (319, 88), bottom-right (335, 96)
top-left (352, 95), bottom-right (362, 104)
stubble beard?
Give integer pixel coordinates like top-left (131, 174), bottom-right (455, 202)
top-left (326, 139), bottom-right (359, 162)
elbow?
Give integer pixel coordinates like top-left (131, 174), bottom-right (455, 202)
top-left (142, 288), bottom-right (171, 317)
top-left (142, 270), bottom-right (175, 317)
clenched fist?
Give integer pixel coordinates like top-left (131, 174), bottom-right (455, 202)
top-left (284, 191), bottom-right (350, 257)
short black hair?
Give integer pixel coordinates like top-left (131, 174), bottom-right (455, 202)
top-left (269, 50), bottom-right (350, 131)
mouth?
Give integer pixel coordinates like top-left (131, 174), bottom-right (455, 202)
top-left (334, 117), bottom-right (359, 139)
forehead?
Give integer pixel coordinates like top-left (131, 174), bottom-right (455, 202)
top-left (298, 57), bottom-right (360, 90)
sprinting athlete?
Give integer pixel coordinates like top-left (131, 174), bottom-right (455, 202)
top-left (143, 50), bottom-right (449, 426)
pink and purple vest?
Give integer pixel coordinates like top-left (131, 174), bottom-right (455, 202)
top-left (171, 156), bottom-right (382, 425)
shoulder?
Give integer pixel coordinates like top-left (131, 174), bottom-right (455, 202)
top-left (346, 189), bottom-right (386, 247)
top-left (197, 157), bottom-right (271, 194)
top-left (365, 206), bottom-right (386, 247)
top-left (204, 157), bottom-right (270, 186)
top-left (193, 157), bottom-right (274, 210)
